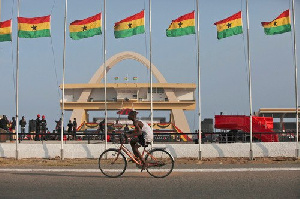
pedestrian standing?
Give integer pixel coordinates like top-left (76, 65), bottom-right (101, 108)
top-left (72, 118), bottom-right (77, 140)
top-left (99, 119), bottom-right (105, 140)
top-left (55, 118), bottom-right (62, 140)
top-left (11, 117), bottom-right (16, 140)
top-left (67, 120), bottom-right (73, 140)
top-left (124, 124), bottom-right (130, 132)
top-left (35, 114), bottom-right (41, 141)
top-left (1, 116), bottom-right (9, 141)
top-left (19, 116), bottom-right (26, 140)
top-left (41, 115), bottom-right (47, 140)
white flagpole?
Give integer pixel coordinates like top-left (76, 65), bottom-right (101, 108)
top-left (196, 0), bottom-right (202, 160)
top-left (246, 0), bottom-right (253, 160)
top-left (15, 0), bottom-right (20, 160)
top-left (61, 0), bottom-right (67, 160)
top-left (149, 0), bottom-right (153, 141)
top-left (104, 0), bottom-right (107, 150)
top-left (292, 0), bottom-right (299, 158)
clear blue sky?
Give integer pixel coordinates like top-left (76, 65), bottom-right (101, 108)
top-left (0, 0), bottom-right (299, 131)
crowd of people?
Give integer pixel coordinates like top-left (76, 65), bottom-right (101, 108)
top-left (0, 115), bottom-right (78, 141)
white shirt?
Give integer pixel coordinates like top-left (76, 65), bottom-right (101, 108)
top-left (140, 120), bottom-right (153, 143)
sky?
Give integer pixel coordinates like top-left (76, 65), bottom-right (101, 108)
top-left (0, 0), bottom-right (299, 131)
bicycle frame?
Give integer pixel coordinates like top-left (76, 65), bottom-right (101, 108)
top-left (116, 142), bottom-right (146, 165)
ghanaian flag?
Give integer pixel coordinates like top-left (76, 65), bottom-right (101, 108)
top-left (69, 13), bottom-right (102, 40)
top-left (114, 10), bottom-right (145, 38)
top-left (166, 11), bottom-right (195, 37)
top-left (0, 19), bottom-right (12, 42)
top-left (261, 10), bottom-right (291, 35)
top-left (18, 15), bottom-right (51, 38)
top-left (214, 11), bottom-right (243, 39)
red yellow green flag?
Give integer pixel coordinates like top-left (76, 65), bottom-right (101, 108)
top-left (214, 11), bottom-right (243, 39)
top-left (166, 11), bottom-right (195, 37)
top-left (114, 10), bottom-right (145, 38)
top-left (0, 19), bottom-right (12, 42)
top-left (69, 13), bottom-right (102, 40)
top-left (18, 15), bottom-right (51, 38)
top-left (261, 10), bottom-right (291, 35)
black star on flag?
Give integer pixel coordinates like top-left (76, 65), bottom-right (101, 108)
top-left (31, 25), bottom-right (37, 31)
top-left (82, 25), bottom-right (88, 31)
top-left (128, 23), bottom-right (132, 28)
top-left (273, 21), bottom-right (277, 26)
top-left (178, 22), bottom-right (183, 28)
top-left (226, 23), bottom-right (232, 28)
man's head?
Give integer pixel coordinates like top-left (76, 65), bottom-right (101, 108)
top-left (128, 111), bottom-right (137, 121)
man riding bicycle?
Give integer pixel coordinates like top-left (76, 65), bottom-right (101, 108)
top-left (127, 111), bottom-right (153, 168)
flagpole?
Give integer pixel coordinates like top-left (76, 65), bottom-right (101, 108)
top-left (292, 0), bottom-right (299, 158)
top-left (61, 0), bottom-right (67, 160)
top-left (246, 0), bottom-right (253, 160)
top-left (196, 0), bottom-right (202, 160)
top-left (103, 0), bottom-right (107, 150)
top-left (149, 0), bottom-right (153, 143)
top-left (15, 0), bottom-right (20, 160)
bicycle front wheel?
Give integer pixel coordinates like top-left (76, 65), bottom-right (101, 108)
top-left (98, 148), bottom-right (127, 178)
top-left (145, 148), bottom-right (174, 178)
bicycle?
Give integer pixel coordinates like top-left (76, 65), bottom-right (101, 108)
top-left (98, 133), bottom-right (174, 178)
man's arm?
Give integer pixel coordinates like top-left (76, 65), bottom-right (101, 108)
top-left (126, 121), bottom-right (143, 137)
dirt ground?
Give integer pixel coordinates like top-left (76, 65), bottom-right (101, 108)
top-left (0, 157), bottom-right (299, 167)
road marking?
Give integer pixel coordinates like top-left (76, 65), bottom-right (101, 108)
top-left (0, 168), bottom-right (299, 173)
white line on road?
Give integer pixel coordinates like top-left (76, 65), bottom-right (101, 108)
top-left (0, 168), bottom-right (299, 173)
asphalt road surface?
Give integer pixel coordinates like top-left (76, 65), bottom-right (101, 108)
top-left (0, 165), bottom-right (299, 199)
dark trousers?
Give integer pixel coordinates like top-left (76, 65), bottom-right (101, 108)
top-left (35, 129), bottom-right (40, 141)
top-left (73, 131), bottom-right (76, 140)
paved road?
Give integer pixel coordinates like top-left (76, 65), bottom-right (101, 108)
top-left (0, 165), bottom-right (299, 199)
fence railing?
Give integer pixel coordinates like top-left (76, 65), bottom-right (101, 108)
top-left (0, 130), bottom-right (298, 144)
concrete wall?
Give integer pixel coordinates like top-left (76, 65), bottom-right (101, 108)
top-left (0, 142), bottom-right (297, 159)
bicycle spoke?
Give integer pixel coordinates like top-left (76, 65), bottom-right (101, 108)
top-left (145, 149), bottom-right (174, 178)
top-left (99, 149), bottom-right (127, 178)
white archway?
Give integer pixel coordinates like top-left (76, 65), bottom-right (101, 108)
top-left (70, 51), bottom-right (190, 132)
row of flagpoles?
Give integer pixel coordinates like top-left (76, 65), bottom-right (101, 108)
top-left (0, 0), bottom-right (298, 159)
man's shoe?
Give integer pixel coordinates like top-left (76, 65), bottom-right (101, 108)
top-left (128, 158), bottom-right (135, 163)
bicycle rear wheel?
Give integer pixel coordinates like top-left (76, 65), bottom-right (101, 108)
top-left (98, 148), bottom-right (127, 178)
top-left (145, 148), bottom-right (174, 178)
